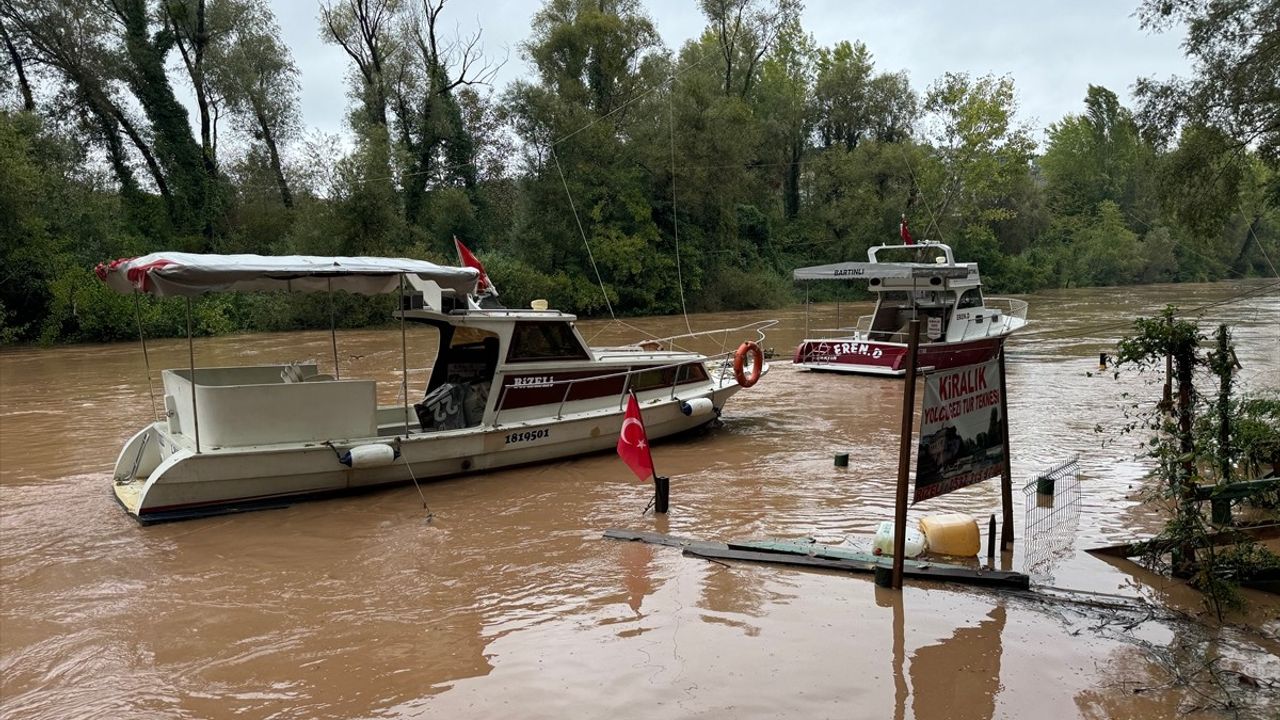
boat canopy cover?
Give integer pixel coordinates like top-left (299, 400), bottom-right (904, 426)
top-left (95, 252), bottom-right (480, 298)
top-left (792, 262), bottom-right (973, 281)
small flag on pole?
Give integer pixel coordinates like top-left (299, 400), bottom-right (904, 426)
top-left (454, 236), bottom-right (498, 296)
top-left (900, 214), bottom-right (913, 245)
top-left (617, 392), bottom-right (655, 481)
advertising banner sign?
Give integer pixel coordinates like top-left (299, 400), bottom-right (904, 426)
top-left (914, 358), bottom-right (1005, 503)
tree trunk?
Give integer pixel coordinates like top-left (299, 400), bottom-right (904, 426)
top-left (116, 0), bottom-right (207, 235)
top-left (1215, 325), bottom-right (1232, 484)
top-left (251, 96), bottom-right (293, 208)
top-left (1173, 346), bottom-right (1198, 575)
top-left (783, 137), bottom-right (800, 219)
top-left (0, 16), bottom-right (34, 112)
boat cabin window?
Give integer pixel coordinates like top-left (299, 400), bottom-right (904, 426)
top-left (957, 289), bottom-right (984, 309)
top-left (630, 363), bottom-right (710, 392)
top-left (506, 321), bottom-right (589, 363)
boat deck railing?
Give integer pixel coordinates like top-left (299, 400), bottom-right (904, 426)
top-left (951, 297), bottom-right (1029, 342)
top-left (494, 320), bottom-right (776, 424)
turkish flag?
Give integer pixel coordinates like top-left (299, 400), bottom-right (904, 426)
top-left (899, 215), bottom-right (913, 245)
top-left (617, 393), bottom-right (654, 481)
top-left (454, 236), bottom-right (498, 296)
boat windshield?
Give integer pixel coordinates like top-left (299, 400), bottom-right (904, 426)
top-left (873, 246), bottom-right (951, 265)
top-left (506, 322), bottom-right (590, 363)
top-left (957, 288), bottom-right (984, 309)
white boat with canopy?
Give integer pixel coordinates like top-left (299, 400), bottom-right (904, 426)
top-left (99, 252), bottom-right (770, 523)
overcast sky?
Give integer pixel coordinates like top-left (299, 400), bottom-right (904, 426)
top-left (269, 0), bottom-right (1191, 146)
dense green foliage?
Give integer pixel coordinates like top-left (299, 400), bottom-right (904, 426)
top-left (1, 0), bottom-right (1277, 343)
top-left (1113, 310), bottom-right (1280, 614)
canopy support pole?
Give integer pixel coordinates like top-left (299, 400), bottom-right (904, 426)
top-left (400, 275), bottom-right (410, 436)
top-left (186, 298), bottom-right (200, 454)
top-left (133, 292), bottom-right (159, 423)
top-left (804, 284), bottom-right (810, 336)
top-left (328, 277), bottom-right (340, 379)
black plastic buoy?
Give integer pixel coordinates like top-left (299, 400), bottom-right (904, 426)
top-left (834, 453), bottom-right (849, 467)
top-left (654, 476), bottom-right (670, 514)
top-left (987, 514), bottom-right (996, 561)
top-left (1036, 474), bottom-right (1055, 495)
top-left (874, 564), bottom-right (893, 588)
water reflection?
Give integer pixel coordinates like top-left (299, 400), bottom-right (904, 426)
top-left (877, 586), bottom-right (1008, 720)
top-left (620, 542), bottom-right (655, 616)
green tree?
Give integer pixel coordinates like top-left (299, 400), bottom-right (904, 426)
top-left (1136, 0), bottom-right (1280, 173)
top-left (503, 0), bottom-right (667, 313)
top-left (919, 73), bottom-right (1036, 287)
top-left (698, 0), bottom-right (800, 98)
top-left (206, 0), bottom-right (301, 209)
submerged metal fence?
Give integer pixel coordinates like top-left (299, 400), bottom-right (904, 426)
top-left (1022, 457), bottom-right (1082, 576)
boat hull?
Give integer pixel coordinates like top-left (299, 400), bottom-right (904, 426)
top-left (791, 334), bottom-right (1008, 376)
top-left (112, 385), bottom-right (742, 523)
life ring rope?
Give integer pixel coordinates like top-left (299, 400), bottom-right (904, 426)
top-left (733, 341), bottom-right (763, 388)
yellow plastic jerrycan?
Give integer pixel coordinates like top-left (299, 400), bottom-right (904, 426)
top-left (918, 514), bottom-right (981, 557)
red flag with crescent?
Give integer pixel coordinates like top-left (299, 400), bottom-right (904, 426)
top-left (899, 215), bottom-right (913, 245)
top-left (454, 236), bottom-right (497, 296)
top-left (617, 392), bottom-right (654, 481)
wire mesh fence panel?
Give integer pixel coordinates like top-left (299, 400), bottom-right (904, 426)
top-left (1022, 457), bottom-right (1082, 577)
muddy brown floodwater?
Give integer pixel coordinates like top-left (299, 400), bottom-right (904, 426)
top-left (2, 281), bottom-right (1279, 719)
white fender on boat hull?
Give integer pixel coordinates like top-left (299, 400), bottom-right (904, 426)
top-left (679, 397), bottom-right (715, 418)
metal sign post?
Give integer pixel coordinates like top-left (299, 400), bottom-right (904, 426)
top-left (891, 320), bottom-right (922, 589)
top-left (998, 345), bottom-right (1014, 551)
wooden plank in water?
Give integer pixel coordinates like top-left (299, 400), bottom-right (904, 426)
top-left (728, 539), bottom-right (985, 575)
top-left (685, 545), bottom-right (1031, 590)
top-left (602, 528), bottom-right (720, 550)
top-left (603, 528), bottom-right (1031, 590)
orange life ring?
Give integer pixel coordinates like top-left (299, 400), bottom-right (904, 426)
top-left (733, 341), bottom-right (763, 388)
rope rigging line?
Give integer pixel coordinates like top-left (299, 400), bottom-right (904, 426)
top-left (670, 74), bottom-right (692, 336)
top-left (545, 46), bottom-right (721, 327)
top-left (552, 147), bottom-right (615, 320)
top-left (897, 142), bottom-right (946, 244)
top-left (1239, 200), bottom-right (1279, 278)
top-left (550, 46), bottom-right (718, 149)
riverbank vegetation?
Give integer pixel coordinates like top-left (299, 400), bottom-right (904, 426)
top-left (1, 0), bottom-right (1277, 344)
top-left (1113, 309), bottom-right (1280, 615)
